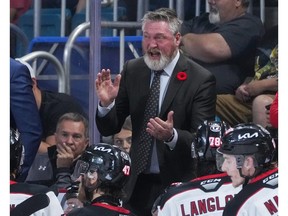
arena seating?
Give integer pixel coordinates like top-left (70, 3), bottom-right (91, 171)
top-left (18, 8), bottom-right (72, 41)
top-left (71, 6), bottom-right (127, 36)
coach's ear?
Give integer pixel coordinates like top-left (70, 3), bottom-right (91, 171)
top-left (175, 32), bottom-right (181, 46)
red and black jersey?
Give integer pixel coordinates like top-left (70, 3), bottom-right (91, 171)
top-left (154, 172), bottom-right (241, 216)
top-left (66, 195), bottom-right (131, 216)
top-left (223, 168), bottom-right (278, 216)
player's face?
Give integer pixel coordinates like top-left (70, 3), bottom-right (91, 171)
top-left (221, 154), bottom-right (245, 187)
top-left (83, 170), bottom-right (98, 190)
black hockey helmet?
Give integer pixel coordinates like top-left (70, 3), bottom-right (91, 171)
top-left (193, 120), bottom-right (230, 161)
top-left (217, 123), bottom-right (276, 170)
top-left (73, 143), bottom-right (131, 188)
top-left (10, 128), bottom-right (24, 175)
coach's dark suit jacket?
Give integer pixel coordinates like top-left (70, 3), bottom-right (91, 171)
top-left (96, 53), bottom-right (216, 198)
top-left (10, 58), bottom-right (42, 181)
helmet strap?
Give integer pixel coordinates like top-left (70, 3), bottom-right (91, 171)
top-left (238, 166), bottom-right (263, 187)
top-left (238, 168), bottom-right (253, 187)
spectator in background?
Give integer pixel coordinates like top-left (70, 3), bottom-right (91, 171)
top-left (95, 8), bottom-right (216, 215)
top-left (17, 59), bottom-right (88, 154)
top-left (10, 0), bottom-right (31, 24)
top-left (269, 91), bottom-right (278, 129)
top-left (180, 0), bottom-right (264, 94)
top-left (10, 58), bottom-right (42, 182)
top-left (216, 25), bottom-right (278, 127)
top-left (113, 115), bottom-right (132, 153)
top-left (10, 0), bottom-right (32, 58)
top-left (26, 112), bottom-right (89, 189)
top-left (101, 115), bottom-right (132, 154)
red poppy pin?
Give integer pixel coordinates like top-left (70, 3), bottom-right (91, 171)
top-left (176, 71), bottom-right (187, 81)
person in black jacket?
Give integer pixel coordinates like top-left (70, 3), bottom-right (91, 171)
top-left (66, 143), bottom-right (132, 216)
top-left (95, 8), bottom-right (216, 215)
top-left (180, 0), bottom-right (264, 95)
top-left (26, 112), bottom-right (89, 189)
top-left (16, 58), bottom-right (88, 154)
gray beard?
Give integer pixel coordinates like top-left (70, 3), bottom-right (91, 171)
top-left (209, 9), bottom-right (221, 24)
top-left (143, 53), bottom-right (171, 71)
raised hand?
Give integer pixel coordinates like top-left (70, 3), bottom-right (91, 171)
top-left (56, 142), bottom-right (74, 168)
top-left (95, 69), bottom-right (121, 107)
top-left (146, 111), bottom-right (174, 141)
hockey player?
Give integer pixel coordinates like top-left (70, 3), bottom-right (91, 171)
top-left (66, 143), bottom-right (132, 216)
top-left (194, 119), bottom-right (230, 176)
top-left (216, 123), bottom-right (278, 215)
top-left (10, 128), bottom-right (64, 215)
top-left (152, 172), bottom-right (241, 216)
top-left (152, 120), bottom-right (240, 216)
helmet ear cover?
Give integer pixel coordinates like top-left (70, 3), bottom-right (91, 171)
top-left (235, 155), bottom-right (245, 168)
top-left (234, 154), bottom-right (259, 169)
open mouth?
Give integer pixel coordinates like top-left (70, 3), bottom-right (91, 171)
top-left (148, 50), bottom-right (161, 59)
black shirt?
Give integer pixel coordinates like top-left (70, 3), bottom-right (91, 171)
top-left (39, 90), bottom-right (88, 140)
top-left (181, 12), bottom-right (265, 94)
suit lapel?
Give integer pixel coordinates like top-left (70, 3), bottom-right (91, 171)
top-left (160, 55), bottom-right (188, 117)
top-left (138, 66), bottom-right (152, 99)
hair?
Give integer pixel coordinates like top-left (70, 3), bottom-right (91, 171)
top-left (109, 116), bottom-right (132, 143)
top-left (243, 154), bottom-right (277, 178)
top-left (96, 183), bottom-right (127, 200)
top-left (141, 7), bottom-right (182, 35)
top-left (77, 180), bottom-right (127, 204)
top-left (121, 115), bottom-right (132, 131)
top-left (56, 112), bottom-right (89, 138)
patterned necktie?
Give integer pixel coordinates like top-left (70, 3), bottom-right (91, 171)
top-left (135, 70), bottom-right (163, 175)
